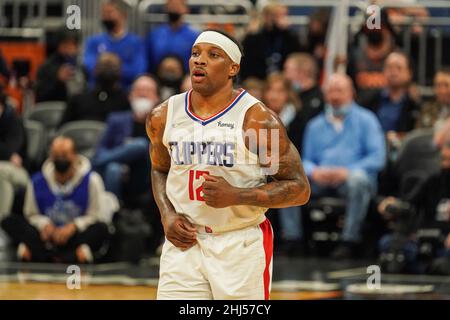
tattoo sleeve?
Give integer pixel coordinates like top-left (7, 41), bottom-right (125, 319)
top-left (238, 103), bottom-right (311, 208)
top-left (146, 101), bottom-right (177, 219)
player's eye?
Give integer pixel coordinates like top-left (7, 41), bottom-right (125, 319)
top-left (191, 51), bottom-right (199, 57)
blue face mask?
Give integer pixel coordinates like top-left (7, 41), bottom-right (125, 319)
top-left (292, 81), bottom-right (302, 93)
top-left (325, 103), bottom-right (352, 118)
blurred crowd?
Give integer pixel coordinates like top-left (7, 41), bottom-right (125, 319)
top-left (0, 0), bottom-right (449, 275)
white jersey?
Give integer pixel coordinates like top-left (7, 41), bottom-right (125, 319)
top-left (163, 89), bottom-right (268, 233)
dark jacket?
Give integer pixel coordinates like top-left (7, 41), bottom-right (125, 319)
top-left (95, 111), bottom-right (134, 152)
top-left (288, 85), bottom-right (324, 153)
top-left (0, 104), bottom-right (27, 163)
top-left (60, 87), bottom-right (130, 126)
top-left (359, 89), bottom-right (420, 133)
top-left (35, 53), bottom-right (86, 103)
top-left (408, 170), bottom-right (450, 235)
top-left (240, 28), bottom-right (301, 81)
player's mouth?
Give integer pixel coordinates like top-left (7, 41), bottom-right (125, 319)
top-left (192, 69), bottom-right (207, 82)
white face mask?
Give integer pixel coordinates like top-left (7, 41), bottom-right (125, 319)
top-left (131, 98), bottom-right (155, 116)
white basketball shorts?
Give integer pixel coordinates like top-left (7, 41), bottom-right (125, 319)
top-left (157, 218), bottom-right (273, 300)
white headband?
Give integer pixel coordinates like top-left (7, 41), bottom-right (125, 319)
top-left (193, 31), bottom-right (242, 64)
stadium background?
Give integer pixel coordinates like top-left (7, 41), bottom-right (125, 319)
top-left (0, 0), bottom-right (449, 299)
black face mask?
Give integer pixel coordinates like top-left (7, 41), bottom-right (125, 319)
top-left (160, 72), bottom-right (182, 89)
top-left (95, 69), bottom-right (120, 89)
top-left (308, 33), bottom-right (325, 47)
top-left (102, 19), bottom-right (116, 33)
top-left (62, 54), bottom-right (77, 66)
top-left (54, 158), bottom-right (72, 174)
top-left (167, 11), bottom-right (182, 24)
top-left (366, 30), bottom-right (384, 46)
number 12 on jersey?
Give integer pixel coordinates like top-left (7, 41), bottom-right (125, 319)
top-left (188, 170), bottom-right (210, 201)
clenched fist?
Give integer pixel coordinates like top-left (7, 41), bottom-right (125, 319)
top-left (202, 175), bottom-right (240, 208)
top-left (162, 212), bottom-right (197, 250)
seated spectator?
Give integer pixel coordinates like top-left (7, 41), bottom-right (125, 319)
top-left (145, 0), bottom-right (199, 74)
top-left (360, 51), bottom-right (419, 137)
top-left (362, 51), bottom-right (420, 170)
top-left (35, 29), bottom-right (86, 103)
top-left (241, 1), bottom-right (301, 81)
top-left (302, 73), bottom-right (386, 259)
top-left (156, 55), bottom-right (185, 100)
top-left (377, 129), bottom-right (450, 275)
top-left (1, 136), bottom-right (113, 263)
top-left (83, 0), bottom-right (146, 89)
top-left (263, 73), bottom-right (300, 139)
top-left (417, 68), bottom-right (450, 131)
top-left (303, 8), bottom-right (330, 75)
top-left (382, 0), bottom-right (429, 35)
top-left (263, 73), bottom-right (304, 254)
top-left (0, 86), bottom-right (28, 219)
top-left (93, 75), bottom-right (160, 200)
top-left (283, 52), bottom-right (324, 151)
top-left (242, 77), bottom-right (265, 102)
top-left (348, 9), bottom-right (397, 104)
top-left (60, 53), bottom-right (130, 126)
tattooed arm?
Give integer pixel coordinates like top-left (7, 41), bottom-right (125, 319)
top-left (146, 102), bottom-right (197, 249)
top-left (202, 103), bottom-right (310, 208)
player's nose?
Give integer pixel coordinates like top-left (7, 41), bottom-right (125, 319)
top-left (193, 52), bottom-right (207, 66)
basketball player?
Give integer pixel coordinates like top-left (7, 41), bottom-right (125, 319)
top-left (146, 30), bottom-right (310, 300)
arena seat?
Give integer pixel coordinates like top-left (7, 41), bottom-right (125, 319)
top-left (56, 120), bottom-right (106, 160)
top-left (394, 129), bottom-right (441, 199)
top-left (23, 119), bottom-right (47, 171)
top-left (25, 101), bottom-right (66, 145)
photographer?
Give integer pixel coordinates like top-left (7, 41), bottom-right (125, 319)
top-left (378, 129), bottom-right (450, 274)
top-left (35, 29), bottom-right (86, 102)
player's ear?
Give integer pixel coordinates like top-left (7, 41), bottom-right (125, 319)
top-left (229, 63), bottom-right (240, 78)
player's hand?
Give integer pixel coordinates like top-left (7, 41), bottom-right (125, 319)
top-left (40, 223), bottom-right (56, 242)
top-left (57, 64), bottom-right (74, 82)
top-left (52, 223), bottom-right (77, 245)
top-left (162, 212), bottom-right (197, 250)
top-left (202, 175), bottom-right (239, 208)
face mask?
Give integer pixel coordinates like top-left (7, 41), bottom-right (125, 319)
top-left (95, 69), bottom-right (120, 88)
top-left (102, 19), bottom-right (116, 33)
top-left (325, 103), bottom-right (351, 118)
top-left (63, 55), bottom-right (77, 66)
top-left (308, 33), bottom-right (325, 47)
top-left (366, 30), bottom-right (384, 46)
top-left (160, 72), bottom-right (182, 88)
top-left (54, 158), bottom-right (72, 174)
top-left (292, 81), bottom-right (302, 93)
top-left (131, 98), bottom-right (155, 116)
top-left (167, 11), bottom-right (181, 24)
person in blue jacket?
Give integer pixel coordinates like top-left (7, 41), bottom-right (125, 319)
top-left (83, 0), bottom-right (147, 89)
top-left (93, 75), bottom-right (161, 200)
top-left (302, 73), bottom-right (386, 259)
top-left (145, 0), bottom-right (199, 74)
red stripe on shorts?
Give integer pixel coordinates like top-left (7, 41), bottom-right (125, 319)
top-left (259, 219), bottom-right (273, 300)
